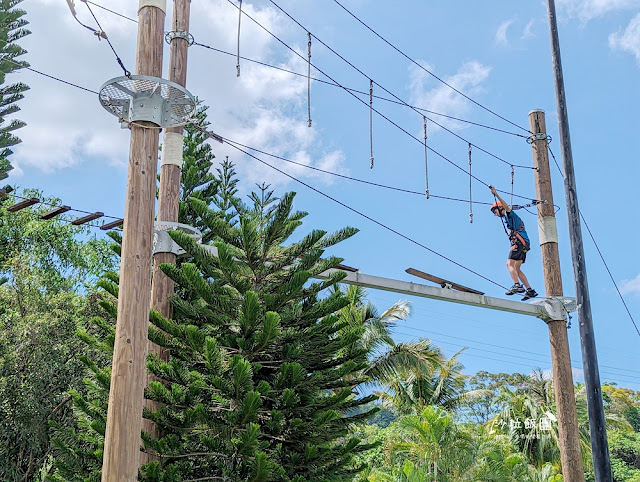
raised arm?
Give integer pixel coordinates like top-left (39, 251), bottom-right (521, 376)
top-left (489, 185), bottom-right (511, 213)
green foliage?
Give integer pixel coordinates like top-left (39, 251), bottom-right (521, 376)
top-left (0, 0), bottom-right (30, 180)
top-left (140, 179), bottom-right (377, 480)
top-left (0, 193), bottom-right (115, 480)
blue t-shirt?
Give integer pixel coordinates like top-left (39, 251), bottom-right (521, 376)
top-left (506, 210), bottom-right (529, 244)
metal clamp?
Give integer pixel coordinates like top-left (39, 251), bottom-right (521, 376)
top-left (153, 221), bottom-right (202, 256)
top-left (165, 30), bottom-right (194, 46)
top-left (526, 133), bottom-right (552, 144)
top-left (529, 296), bottom-right (577, 322)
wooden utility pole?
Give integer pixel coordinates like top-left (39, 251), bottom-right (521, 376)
top-left (529, 110), bottom-right (584, 482)
top-left (141, 0), bottom-right (192, 466)
top-left (102, 1), bottom-right (165, 479)
top-left (545, 1), bottom-right (611, 479)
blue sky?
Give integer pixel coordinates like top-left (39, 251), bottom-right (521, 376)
top-left (9, 0), bottom-right (640, 389)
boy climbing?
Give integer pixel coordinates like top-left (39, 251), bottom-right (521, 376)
top-left (489, 185), bottom-right (538, 301)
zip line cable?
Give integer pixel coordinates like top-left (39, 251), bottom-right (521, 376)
top-left (329, 0), bottom-right (532, 136)
top-left (267, 0), bottom-right (533, 170)
top-left (547, 147), bottom-right (639, 338)
top-left (223, 0), bottom-right (536, 203)
top-left (81, 0), bottom-right (131, 77)
top-left (221, 136), bottom-right (510, 290)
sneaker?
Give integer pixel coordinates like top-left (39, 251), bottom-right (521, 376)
top-left (506, 283), bottom-right (525, 295)
top-left (521, 288), bottom-right (538, 301)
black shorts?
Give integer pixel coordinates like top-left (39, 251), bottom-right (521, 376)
top-left (508, 243), bottom-right (527, 262)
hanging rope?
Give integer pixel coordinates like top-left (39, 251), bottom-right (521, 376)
top-left (236, 0), bottom-right (243, 77)
top-left (468, 143), bottom-right (473, 223)
top-left (424, 116), bottom-right (429, 199)
top-left (510, 165), bottom-right (514, 206)
top-left (369, 79), bottom-right (374, 169)
top-left (307, 32), bottom-right (312, 127)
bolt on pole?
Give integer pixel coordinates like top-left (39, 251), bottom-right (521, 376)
top-left (529, 110), bottom-right (584, 482)
top-left (101, 1), bottom-right (166, 479)
top-left (545, 1), bottom-right (611, 479)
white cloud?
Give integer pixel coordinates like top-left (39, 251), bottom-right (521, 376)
top-left (609, 13), bottom-right (640, 63)
top-left (557, 0), bottom-right (640, 23)
top-left (495, 19), bottom-right (515, 46)
top-left (522, 19), bottom-right (536, 39)
top-left (620, 273), bottom-right (640, 296)
top-left (11, 0), bottom-right (347, 191)
top-left (407, 60), bottom-right (492, 132)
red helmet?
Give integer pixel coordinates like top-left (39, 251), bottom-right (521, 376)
top-left (490, 202), bottom-right (503, 213)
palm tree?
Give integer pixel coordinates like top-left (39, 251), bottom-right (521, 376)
top-left (383, 405), bottom-right (474, 481)
top-left (335, 284), bottom-right (445, 390)
top-left (376, 349), bottom-right (472, 415)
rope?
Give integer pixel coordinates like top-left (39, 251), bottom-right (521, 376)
top-left (369, 79), bottom-right (374, 169)
top-left (424, 116), bottom-right (429, 199)
top-left (236, 0), bottom-right (242, 77)
top-left (468, 143), bottom-right (473, 223)
top-left (307, 32), bottom-right (312, 127)
top-left (510, 165), bottom-right (514, 206)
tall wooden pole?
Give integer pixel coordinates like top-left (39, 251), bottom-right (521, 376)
top-left (529, 110), bottom-right (584, 482)
top-left (545, 1), bottom-right (612, 479)
top-left (102, 1), bottom-right (165, 479)
top-left (140, 0), bottom-right (191, 466)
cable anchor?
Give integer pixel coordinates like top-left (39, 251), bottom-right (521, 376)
top-left (165, 30), bottom-right (194, 46)
top-left (526, 133), bottom-right (552, 144)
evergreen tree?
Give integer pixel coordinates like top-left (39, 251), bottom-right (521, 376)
top-left (140, 181), bottom-right (378, 480)
top-left (49, 105), bottom-right (378, 480)
top-left (0, 0), bottom-right (30, 181)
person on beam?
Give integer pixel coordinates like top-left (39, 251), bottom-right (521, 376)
top-left (489, 185), bottom-right (538, 301)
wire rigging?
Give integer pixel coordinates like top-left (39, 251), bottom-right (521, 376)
top-left (424, 116), bottom-right (429, 199)
top-left (86, 1), bottom-right (137, 23)
top-left (82, 0), bottom-right (131, 77)
top-left (369, 79), bottom-right (374, 169)
top-left (468, 143), bottom-right (473, 223)
top-left (192, 41), bottom-right (527, 137)
top-left (307, 32), bottom-right (312, 127)
top-left (223, 0), bottom-right (536, 203)
top-left (269, 0), bottom-right (533, 171)
top-left (236, 0), bottom-right (242, 77)
top-left (219, 136), bottom-right (509, 290)
top-left (14, 59), bottom-right (534, 209)
top-left (329, 0), bottom-right (532, 135)
top-left (547, 147), bottom-right (639, 338)
top-left (62, 3), bottom-right (529, 140)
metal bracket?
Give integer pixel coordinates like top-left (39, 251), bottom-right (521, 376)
top-left (165, 30), bottom-right (194, 46)
top-left (153, 221), bottom-right (202, 256)
top-left (529, 296), bottom-right (577, 322)
top-left (526, 133), bottom-right (552, 144)
top-left (99, 75), bottom-right (196, 128)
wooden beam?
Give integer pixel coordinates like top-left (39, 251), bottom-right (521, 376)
top-left (71, 212), bottom-right (104, 225)
top-left (100, 218), bottom-right (124, 230)
top-left (40, 205), bottom-right (71, 220)
top-left (7, 198), bottom-right (40, 212)
top-left (405, 267), bottom-right (484, 295)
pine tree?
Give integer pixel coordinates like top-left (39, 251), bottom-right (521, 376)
top-left (49, 106), bottom-right (378, 480)
top-left (140, 181), bottom-right (378, 480)
top-left (0, 0), bottom-right (30, 181)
